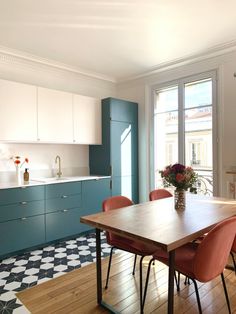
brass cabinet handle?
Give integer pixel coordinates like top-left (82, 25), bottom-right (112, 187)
top-left (62, 209), bottom-right (68, 212)
top-left (61, 195), bottom-right (68, 199)
top-left (20, 217), bottom-right (27, 220)
top-left (20, 201), bottom-right (27, 205)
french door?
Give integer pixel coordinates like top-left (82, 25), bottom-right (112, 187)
top-left (152, 71), bottom-right (217, 195)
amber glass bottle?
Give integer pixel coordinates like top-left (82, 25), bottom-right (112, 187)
top-left (24, 168), bottom-right (29, 182)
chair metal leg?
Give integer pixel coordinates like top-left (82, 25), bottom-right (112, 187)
top-left (184, 276), bottom-right (191, 285)
top-left (132, 254), bottom-right (137, 275)
top-left (221, 273), bottom-right (231, 314)
top-left (192, 279), bottom-right (202, 314)
top-left (175, 271), bottom-right (180, 292)
top-left (230, 252), bottom-right (236, 275)
top-left (142, 258), bottom-right (154, 311)
top-left (105, 246), bottom-right (114, 289)
top-left (139, 256), bottom-right (145, 314)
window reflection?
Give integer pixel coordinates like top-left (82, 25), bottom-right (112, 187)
top-left (121, 124), bottom-right (132, 199)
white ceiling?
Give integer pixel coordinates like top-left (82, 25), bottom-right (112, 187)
top-left (1, 0), bottom-right (236, 82)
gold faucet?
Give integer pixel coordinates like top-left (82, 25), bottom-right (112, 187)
top-left (55, 155), bottom-right (62, 178)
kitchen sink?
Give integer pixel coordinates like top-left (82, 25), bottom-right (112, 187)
top-left (31, 175), bottom-right (101, 183)
top-left (31, 177), bottom-right (71, 183)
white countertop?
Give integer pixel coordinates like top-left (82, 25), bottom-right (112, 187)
top-left (0, 175), bottom-right (110, 189)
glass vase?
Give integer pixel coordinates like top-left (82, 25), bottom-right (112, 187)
top-left (174, 189), bottom-right (185, 210)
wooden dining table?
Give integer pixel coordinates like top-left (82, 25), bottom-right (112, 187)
top-left (80, 193), bottom-right (236, 314)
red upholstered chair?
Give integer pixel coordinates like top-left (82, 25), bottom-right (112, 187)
top-left (102, 195), bottom-right (157, 309)
top-left (230, 236), bottom-right (236, 274)
top-left (142, 216), bottom-right (236, 313)
top-left (149, 188), bottom-right (172, 201)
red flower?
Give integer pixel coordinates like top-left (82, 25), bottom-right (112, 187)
top-left (11, 156), bottom-right (29, 168)
top-left (176, 173), bottom-right (185, 182)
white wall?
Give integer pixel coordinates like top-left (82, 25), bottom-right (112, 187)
top-left (2, 48), bottom-right (236, 200)
top-left (117, 49), bottom-right (236, 201)
top-left (0, 53), bottom-right (116, 182)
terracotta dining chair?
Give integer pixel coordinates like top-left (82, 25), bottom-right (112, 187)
top-left (230, 236), bottom-right (236, 274)
top-left (149, 188), bottom-right (172, 201)
top-left (102, 195), bottom-right (157, 311)
top-left (142, 216), bottom-right (236, 313)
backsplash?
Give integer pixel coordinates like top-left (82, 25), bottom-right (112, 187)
top-left (0, 143), bottom-right (89, 183)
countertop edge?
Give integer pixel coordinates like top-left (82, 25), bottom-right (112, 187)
top-left (0, 175), bottom-right (111, 189)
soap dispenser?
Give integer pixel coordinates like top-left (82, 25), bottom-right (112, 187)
top-left (24, 168), bottom-right (29, 182)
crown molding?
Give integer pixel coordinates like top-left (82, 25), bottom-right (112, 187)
top-left (0, 46), bottom-right (116, 83)
top-left (1, 40), bottom-right (236, 85)
top-left (118, 40), bottom-right (236, 83)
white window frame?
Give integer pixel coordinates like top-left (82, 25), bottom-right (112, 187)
top-left (149, 70), bottom-right (218, 195)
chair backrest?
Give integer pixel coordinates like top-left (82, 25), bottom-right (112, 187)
top-left (193, 216), bottom-right (236, 282)
top-left (149, 189), bottom-right (172, 201)
top-left (102, 195), bottom-right (133, 244)
top-left (231, 235), bottom-right (236, 253)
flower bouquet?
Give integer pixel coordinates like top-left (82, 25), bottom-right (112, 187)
top-left (160, 163), bottom-right (198, 209)
top-left (11, 156), bottom-right (29, 183)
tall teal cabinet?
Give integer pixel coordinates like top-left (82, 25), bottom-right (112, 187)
top-left (89, 97), bottom-right (139, 203)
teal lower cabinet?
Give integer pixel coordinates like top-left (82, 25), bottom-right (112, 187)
top-left (0, 215), bottom-right (45, 256)
top-left (46, 208), bottom-right (81, 242)
top-left (80, 178), bottom-right (111, 232)
top-left (45, 182), bottom-right (82, 242)
top-left (0, 185), bottom-right (45, 258)
top-left (0, 178), bottom-right (111, 258)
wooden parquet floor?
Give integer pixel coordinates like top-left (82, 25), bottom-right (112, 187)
top-left (17, 251), bottom-right (236, 313)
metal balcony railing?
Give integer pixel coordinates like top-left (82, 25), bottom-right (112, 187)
top-left (194, 169), bottom-right (213, 196)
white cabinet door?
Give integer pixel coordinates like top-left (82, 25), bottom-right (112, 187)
top-left (37, 87), bottom-right (73, 143)
top-left (0, 79), bottom-right (37, 141)
top-left (73, 95), bottom-right (101, 144)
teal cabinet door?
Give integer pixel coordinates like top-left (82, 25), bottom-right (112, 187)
top-left (46, 194), bottom-right (81, 213)
top-left (80, 179), bottom-right (111, 232)
top-left (111, 121), bottom-right (138, 177)
top-left (46, 208), bottom-right (81, 242)
top-left (89, 97), bottom-right (139, 203)
top-left (0, 215), bottom-right (45, 256)
top-left (0, 185), bottom-right (45, 206)
top-left (0, 185), bottom-right (45, 258)
top-left (108, 98), bottom-right (138, 123)
top-left (82, 179), bottom-right (111, 215)
top-left (45, 182), bottom-right (82, 241)
top-left (46, 182), bottom-right (81, 199)
top-left (0, 200), bottom-right (45, 222)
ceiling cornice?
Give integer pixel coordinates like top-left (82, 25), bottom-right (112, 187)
top-left (0, 45), bottom-right (117, 83)
top-left (118, 40), bottom-right (236, 83)
top-left (1, 40), bottom-right (236, 84)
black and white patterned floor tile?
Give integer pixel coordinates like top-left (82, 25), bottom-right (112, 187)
top-left (0, 232), bottom-right (111, 314)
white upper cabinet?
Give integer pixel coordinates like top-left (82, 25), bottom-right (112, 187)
top-left (0, 79), bottom-right (102, 144)
top-left (73, 95), bottom-right (101, 144)
top-left (37, 87), bottom-right (73, 143)
top-left (0, 79), bottom-right (37, 141)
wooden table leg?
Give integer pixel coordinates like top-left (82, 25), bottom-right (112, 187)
top-left (168, 250), bottom-right (175, 314)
